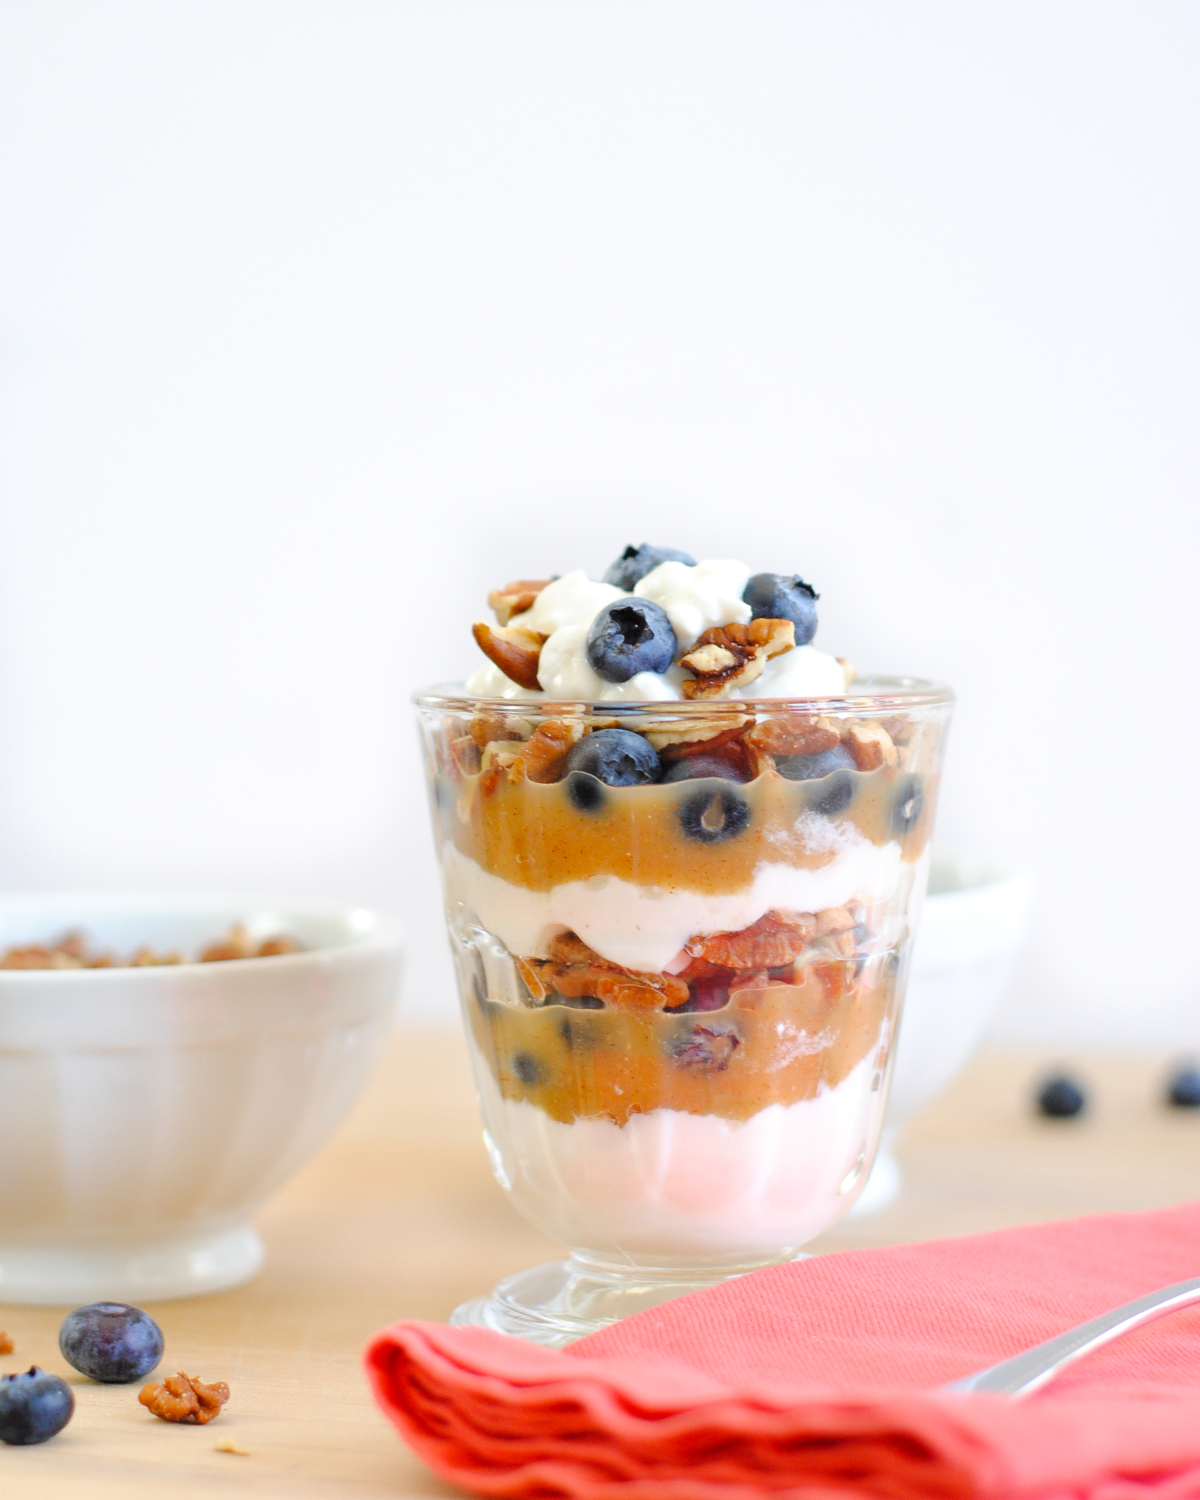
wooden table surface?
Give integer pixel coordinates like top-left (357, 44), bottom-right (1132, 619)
top-left (5, 1029), bottom-right (1199, 1497)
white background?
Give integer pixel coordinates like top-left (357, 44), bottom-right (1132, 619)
top-left (1, 2), bottom-right (1197, 1041)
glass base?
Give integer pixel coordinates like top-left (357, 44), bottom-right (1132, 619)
top-left (450, 1253), bottom-right (807, 1348)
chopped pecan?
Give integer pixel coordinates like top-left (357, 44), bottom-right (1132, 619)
top-left (843, 720), bottom-right (899, 771)
top-left (643, 714), bottom-right (750, 755)
top-left (685, 910), bottom-right (816, 970)
top-left (467, 713), bottom-right (528, 749)
top-left (679, 619), bottom-right (795, 699)
top-left (139, 1372), bottom-right (230, 1425)
top-left (745, 714), bottom-right (842, 757)
top-left (488, 579), bottom-right (553, 626)
top-left (815, 906), bottom-right (856, 935)
top-left (450, 734), bottom-right (482, 776)
top-left (525, 931), bottom-right (689, 1010)
top-left (471, 621), bottom-right (547, 691)
top-left (507, 720), bottom-right (585, 783)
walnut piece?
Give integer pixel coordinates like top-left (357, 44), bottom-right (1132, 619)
top-left (472, 621), bottom-right (546, 691)
top-left (488, 579), bottom-right (553, 626)
top-left (139, 1372), bottom-right (230, 1425)
top-left (679, 619), bottom-right (795, 699)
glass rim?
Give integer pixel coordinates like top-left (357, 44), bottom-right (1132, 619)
top-left (412, 673), bottom-right (954, 715)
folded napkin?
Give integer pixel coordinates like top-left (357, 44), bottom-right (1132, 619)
top-left (366, 1201), bottom-right (1200, 1500)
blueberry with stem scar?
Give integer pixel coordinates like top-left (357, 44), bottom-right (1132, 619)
top-left (742, 574), bottom-right (819, 644)
top-left (586, 600), bottom-right (676, 683)
top-left (603, 544), bottom-right (696, 590)
top-left (677, 785), bottom-right (751, 843)
top-left (564, 728), bottom-right (661, 787)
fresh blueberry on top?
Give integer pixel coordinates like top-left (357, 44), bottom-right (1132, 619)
top-left (662, 753), bottom-right (751, 784)
top-left (677, 785), bottom-right (751, 844)
top-left (586, 600), bottom-right (677, 683)
top-left (0, 1368), bottom-right (74, 1446)
top-left (774, 745), bottom-right (856, 782)
top-left (564, 728), bottom-right (661, 787)
top-left (59, 1302), bottom-right (164, 1384)
top-left (742, 574), bottom-right (819, 644)
top-left (1166, 1063), bottom-right (1200, 1108)
top-left (1036, 1074), bottom-right (1086, 1119)
top-left (603, 544), bottom-right (696, 590)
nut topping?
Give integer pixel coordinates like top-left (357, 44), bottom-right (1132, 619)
top-left (471, 621), bottom-right (547, 691)
top-left (642, 714), bottom-right (750, 753)
top-left (843, 720), bottom-right (899, 771)
top-left (745, 714), bottom-right (841, 757)
top-left (521, 930), bottom-right (690, 1010)
top-left (139, 1372), bottom-right (230, 1425)
top-left (685, 910), bottom-right (816, 970)
top-left (679, 619), bottom-right (795, 699)
top-left (508, 720), bottom-right (586, 783)
top-left (488, 579), bottom-right (553, 626)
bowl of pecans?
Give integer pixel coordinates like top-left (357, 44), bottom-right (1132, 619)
top-left (0, 893), bottom-right (403, 1304)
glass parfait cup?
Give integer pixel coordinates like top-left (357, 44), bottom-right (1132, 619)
top-left (415, 679), bottom-right (953, 1345)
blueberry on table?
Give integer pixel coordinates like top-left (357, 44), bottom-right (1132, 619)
top-left (677, 785), bottom-right (751, 843)
top-left (662, 753), bottom-right (750, 784)
top-left (603, 544), bottom-right (696, 590)
top-left (0, 1368), bottom-right (74, 1445)
top-left (1036, 1075), bottom-right (1086, 1118)
top-left (586, 600), bottom-right (677, 683)
top-left (742, 574), bottom-right (819, 644)
top-left (59, 1302), bottom-right (164, 1383)
top-left (564, 728), bottom-right (661, 787)
top-left (774, 745), bottom-right (856, 782)
top-left (1166, 1064), bottom-right (1200, 1108)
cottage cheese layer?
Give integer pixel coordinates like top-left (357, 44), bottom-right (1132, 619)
top-left (478, 1051), bottom-right (880, 1258)
top-left (444, 834), bottom-right (909, 972)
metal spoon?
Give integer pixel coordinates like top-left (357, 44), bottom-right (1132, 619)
top-left (947, 1276), bottom-right (1200, 1395)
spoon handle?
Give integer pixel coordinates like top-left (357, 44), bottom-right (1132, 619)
top-left (946, 1276), bottom-right (1200, 1396)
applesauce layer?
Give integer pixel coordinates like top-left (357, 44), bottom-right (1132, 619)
top-left (469, 955), bottom-right (893, 1127)
top-left (444, 763), bottom-right (933, 897)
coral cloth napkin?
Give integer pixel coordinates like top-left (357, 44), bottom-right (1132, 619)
top-left (366, 1202), bottom-right (1200, 1500)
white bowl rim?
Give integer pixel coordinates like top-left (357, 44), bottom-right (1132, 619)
top-left (0, 891), bottom-right (404, 984)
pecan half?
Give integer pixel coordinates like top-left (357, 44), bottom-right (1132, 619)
top-left (679, 619), bottom-right (795, 699)
top-left (139, 1372), bottom-right (230, 1425)
top-left (684, 910), bottom-right (816, 970)
top-left (488, 579), bottom-right (553, 626)
top-left (472, 621), bottom-right (547, 691)
top-left (524, 931), bottom-right (689, 1010)
top-left (843, 720), bottom-right (899, 771)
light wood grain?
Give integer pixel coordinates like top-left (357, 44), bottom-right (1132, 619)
top-left (3, 1030), bottom-right (1198, 1496)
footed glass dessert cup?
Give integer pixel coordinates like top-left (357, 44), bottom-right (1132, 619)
top-left (416, 680), bottom-right (953, 1345)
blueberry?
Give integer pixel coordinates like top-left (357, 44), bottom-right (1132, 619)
top-left (807, 768), bottom-right (855, 817)
top-left (585, 600), bottom-right (677, 683)
top-left (0, 1368), bottom-right (74, 1446)
top-left (59, 1302), bottom-right (164, 1384)
top-left (662, 754), bottom-right (750, 784)
top-left (677, 785), bottom-right (751, 843)
top-left (742, 574), bottom-right (819, 644)
top-left (1036, 1074), bottom-right (1086, 1118)
top-left (1167, 1063), bottom-right (1200, 1108)
top-left (774, 745), bottom-right (856, 782)
top-left (564, 728), bottom-right (661, 786)
top-left (512, 1052), bottom-right (543, 1086)
top-left (603, 544), bottom-right (696, 590)
top-left (566, 772), bottom-right (608, 812)
top-left (891, 774), bottom-right (925, 835)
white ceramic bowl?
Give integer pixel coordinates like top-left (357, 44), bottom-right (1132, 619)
top-left (851, 857), bottom-right (1032, 1214)
top-left (0, 894), bottom-right (403, 1304)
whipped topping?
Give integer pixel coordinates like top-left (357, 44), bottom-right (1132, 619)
top-left (466, 557), bottom-right (847, 701)
top-left (479, 1051), bottom-right (879, 1256)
